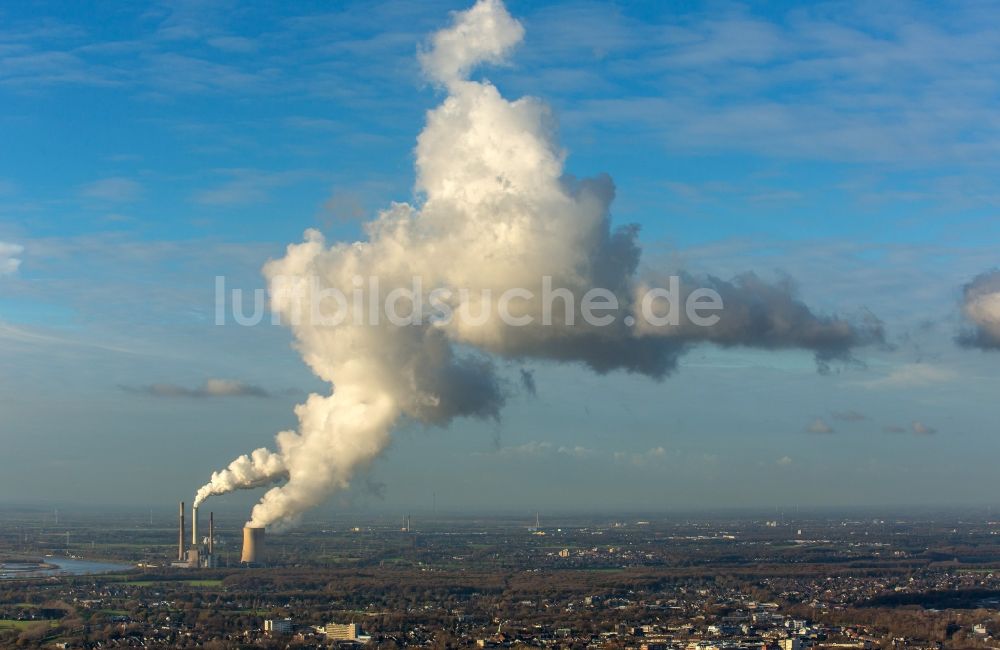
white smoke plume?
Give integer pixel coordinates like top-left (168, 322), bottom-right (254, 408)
top-left (418, 0), bottom-right (523, 90)
top-left (193, 447), bottom-right (287, 508)
top-left (196, 0), bottom-right (881, 530)
top-left (957, 270), bottom-right (1000, 350)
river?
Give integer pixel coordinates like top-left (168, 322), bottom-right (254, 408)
top-left (0, 557), bottom-right (133, 579)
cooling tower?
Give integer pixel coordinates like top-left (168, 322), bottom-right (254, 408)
top-left (241, 526), bottom-right (264, 564)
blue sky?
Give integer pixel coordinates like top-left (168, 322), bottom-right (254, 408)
top-left (2, 0), bottom-right (999, 516)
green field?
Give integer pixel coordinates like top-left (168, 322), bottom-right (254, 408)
top-left (0, 619), bottom-right (58, 630)
top-left (123, 578), bottom-right (223, 587)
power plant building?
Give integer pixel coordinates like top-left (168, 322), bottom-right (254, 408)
top-left (169, 500), bottom-right (261, 568)
top-left (171, 501), bottom-right (218, 569)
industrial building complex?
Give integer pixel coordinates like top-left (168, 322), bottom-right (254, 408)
top-left (169, 500), bottom-right (263, 568)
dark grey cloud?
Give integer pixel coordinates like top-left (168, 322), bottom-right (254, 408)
top-left (681, 272), bottom-right (884, 373)
top-left (625, 270), bottom-right (885, 376)
top-left (485, 225), bottom-right (884, 381)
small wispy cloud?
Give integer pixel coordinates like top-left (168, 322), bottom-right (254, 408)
top-left (121, 378), bottom-right (271, 398)
top-left (776, 455), bottom-right (793, 466)
top-left (556, 445), bottom-right (597, 459)
top-left (319, 189), bottom-right (367, 224)
top-left (0, 320), bottom-right (139, 355)
top-left (831, 410), bottom-right (866, 422)
top-left (857, 363), bottom-right (957, 389)
top-left (613, 446), bottom-right (669, 466)
top-left (0, 241), bottom-right (23, 276)
top-left (81, 176), bottom-right (143, 203)
top-left (206, 35), bottom-right (258, 53)
top-left (883, 421), bottom-right (938, 436)
top-left (806, 418), bottom-right (834, 434)
top-left (480, 441), bottom-right (663, 465)
top-left (482, 441), bottom-right (599, 459)
top-left (477, 441), bottom-right (553, 458)
top-left (284, 116), bottom-right (344, 131)
top-left (193, 169), bottom-right (311, 206)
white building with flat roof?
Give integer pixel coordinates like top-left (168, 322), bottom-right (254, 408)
top-left (264, 618), bottom-right (293, 634)
top-left (322, 622), bottom-right (361, 640)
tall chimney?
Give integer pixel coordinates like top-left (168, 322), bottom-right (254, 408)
top-left (208, 512), bottom-right (214, 555)
top-left (192, 505), bottom-right (198, 546)
top-left (178, 501), bottom-right (186, 561)
top-left (241, 526), bottom-right (264, 564)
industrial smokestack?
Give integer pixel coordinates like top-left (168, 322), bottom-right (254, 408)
top-left (241, 526), bottom-right (264, 564)
top-left (192, 505), bottom-right (198, 546)
top-left (208, 512), bottom-right (214, 555)
top-left (178, 501), bottom-right (185, 561)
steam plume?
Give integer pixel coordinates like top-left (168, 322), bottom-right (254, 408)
top-left (193, 448), bottom-right (287, 508)
top-left (195, 0), bottom-right (881, 529)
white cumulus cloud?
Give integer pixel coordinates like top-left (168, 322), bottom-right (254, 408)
top-left (958, 270), bottom-right (1000, 350)
top-left (418, 0), bottom-right (524, 89)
